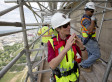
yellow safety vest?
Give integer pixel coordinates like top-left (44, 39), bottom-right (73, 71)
top-left (37, 26), bottom-right (54, 43)
top-left (81, 18), bottom-right (96, 38)
top-left (49, 35), bottom-right (79, 82)
top-left (52, 29), bottom-right (58, 37)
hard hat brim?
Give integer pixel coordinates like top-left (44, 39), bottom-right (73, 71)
top-left (54, 18), bottom-right (71, 29)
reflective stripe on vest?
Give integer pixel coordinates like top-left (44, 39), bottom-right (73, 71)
top-left (81, 17), bottom-right (96, 38)
top-left (49, 35), bottom-right (80, 82)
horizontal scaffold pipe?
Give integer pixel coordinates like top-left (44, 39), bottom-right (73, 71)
top-left (34, 69), bottom-right (51, 74)
top-left (104, 19), bottom-right (112, 21)
top-left (5, 0), bottom-right (112, 3)
top-left (29, 48), bottom-right (47, 52)
top-left (0, 28), bottom-right (38, 37)
top-left (94, 10), bottom-right (110, 15)
top-left (0, 21), bottom-right (22, 27)
top-left (95, 5), bottom-right (112, 11)
top-left (26, 23), bottom-right (49, 26)
top-left (0, 49), bottom-right (25, 78)
top-left (0, 21), bottom-right (49, 26)
top-left (0, 4), bottom-right (20, 16)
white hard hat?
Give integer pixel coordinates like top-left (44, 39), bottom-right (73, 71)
top-left (85, 2), bottom-right (95, 10)
top-left (51, 12), bottom-right (71, 29)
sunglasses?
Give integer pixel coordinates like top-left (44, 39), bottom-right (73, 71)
top-left (90, 10), bottom-right (94, 13)
top-left (85, 8), bottom-right (94, 13)
top-left (62, 22), bottom-right (70, 28)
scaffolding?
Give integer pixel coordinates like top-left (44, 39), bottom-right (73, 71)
top-left (0, 0), bottom-right (112, 82)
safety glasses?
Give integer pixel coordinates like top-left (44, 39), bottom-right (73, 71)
top-left (62, 22), bottom-right (70, 28)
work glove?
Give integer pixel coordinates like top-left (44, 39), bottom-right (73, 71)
top-left (91, 15), bottom-right (96, 21)
top-left (91, 16), bottom-right (99, 28)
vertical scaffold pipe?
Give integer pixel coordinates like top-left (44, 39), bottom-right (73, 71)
top-left (97, 0), bottom-right (108, 41)
top-left (19, 1), bottom-right (34, 82)
top-left (102, 52), bottom-right (112, 82)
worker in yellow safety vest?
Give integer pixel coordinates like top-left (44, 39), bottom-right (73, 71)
top-left (48, 12), bottom-right (88, 82)
top-left (79, 2), bottom-right (101, 72)
top-left (37, 24), bottom-right (54, 46)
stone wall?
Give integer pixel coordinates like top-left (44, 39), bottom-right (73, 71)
top-left (70, 2), bottom-right (112, 62)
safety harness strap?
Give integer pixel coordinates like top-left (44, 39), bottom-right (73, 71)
top-left (53, 37), bottom-right (66, 57)
top-left (53, 61), bottom-right (79, 78)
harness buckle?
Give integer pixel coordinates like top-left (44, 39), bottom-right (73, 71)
top-left (53, 62), bottom-right (79, 78)
top-left (61, 70), bottom-right (72, 76)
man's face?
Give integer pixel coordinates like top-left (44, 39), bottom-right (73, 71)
top-left (86, 9), bottom-right (94, 16)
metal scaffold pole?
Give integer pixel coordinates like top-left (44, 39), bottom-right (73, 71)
top-left (19, 0), bottom-right (34, 82)
top-left (102, 52), bottom-right (112, 82)
top-left (0, 4), bottom-right (20, 16)
top-left (97, 0), bottom-right (108, 41)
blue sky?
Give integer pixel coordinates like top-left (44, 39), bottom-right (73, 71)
top-left (0, 0), bottom-right (41, 32)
